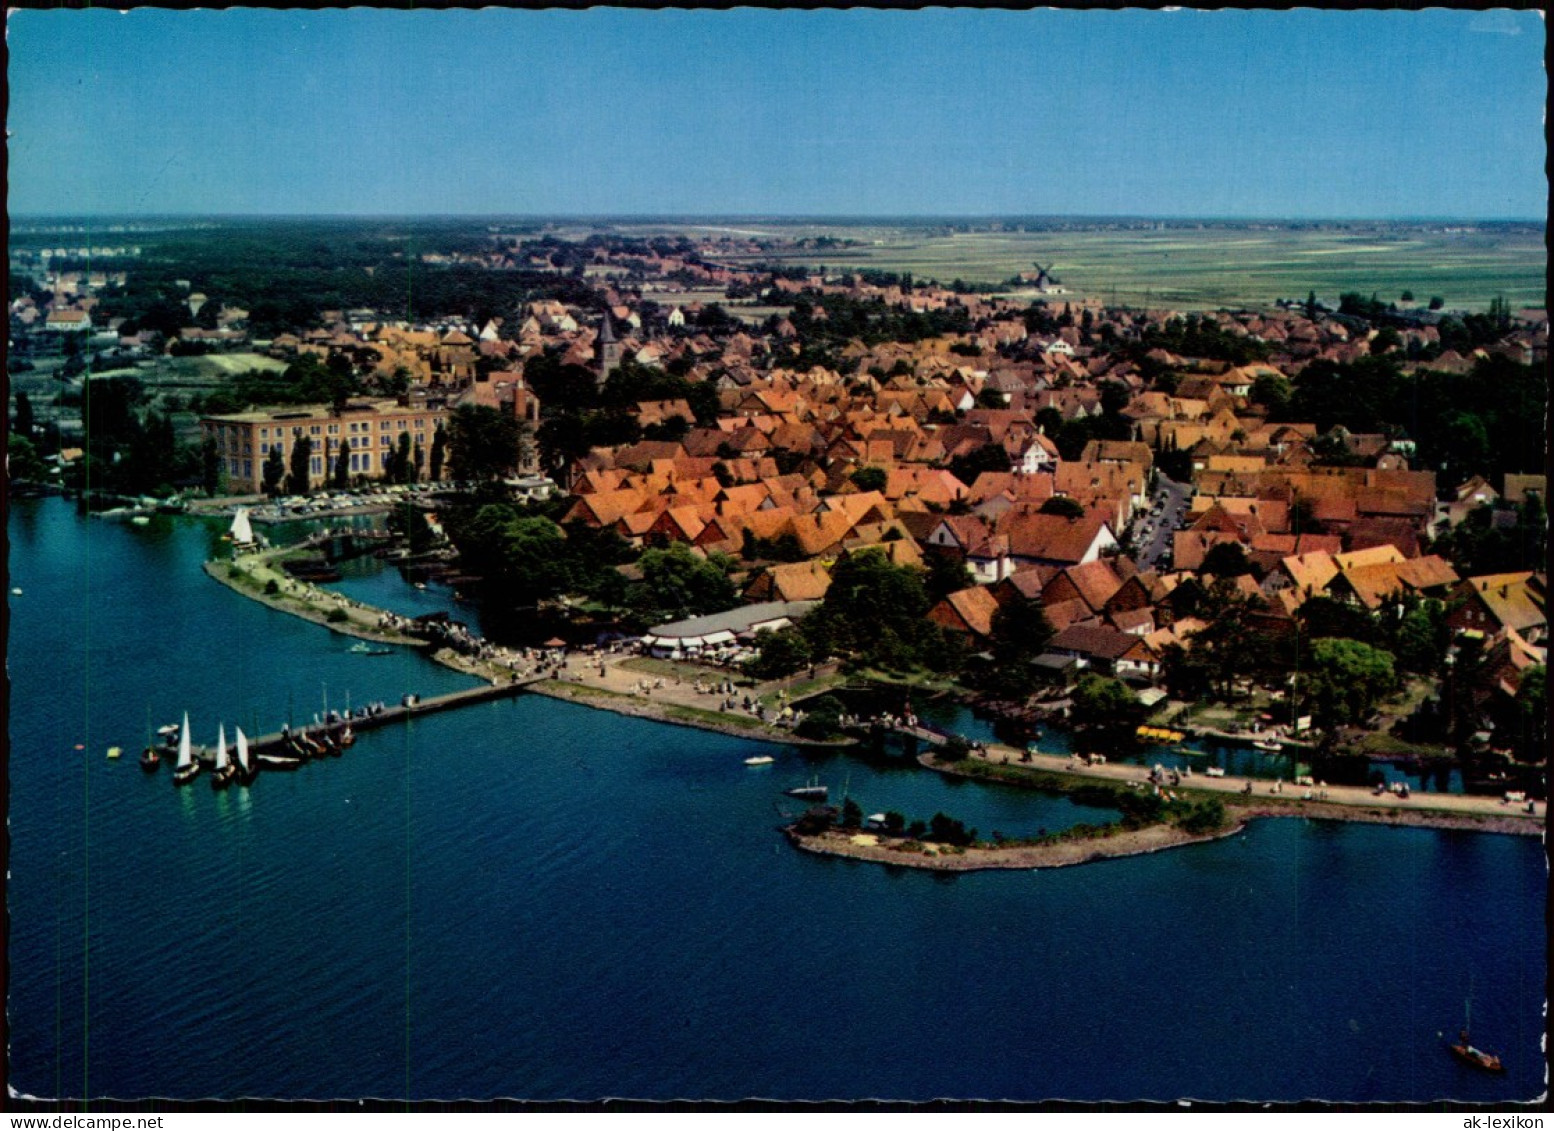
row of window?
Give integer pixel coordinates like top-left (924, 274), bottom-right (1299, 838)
top-left (255, 432), bottom-right (427, 456)
top-left (223, 416), bottom-right (439, 443)
top-left (226, 452), bottom-right (412, 480)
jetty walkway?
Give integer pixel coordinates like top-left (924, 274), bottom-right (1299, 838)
top-left (188, 676), bottom-right (548, 764)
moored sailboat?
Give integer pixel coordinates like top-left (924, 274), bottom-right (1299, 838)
top-left (140, 709), bottom-right (162, 772)
top-left (210, 724), bottom-right (237, 790)
top-left (171, 714), bottom-right (201, 786)
top-left (784, 776), bottom-right (828, 801)
top-left (234, 726), bottom-right (256, 785)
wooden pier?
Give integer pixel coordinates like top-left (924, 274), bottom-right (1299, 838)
top-left (187, 674), bottom-right (550, 764)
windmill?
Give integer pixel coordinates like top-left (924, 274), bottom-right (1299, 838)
top-left (1032, 262), bottom-right (1062, 290)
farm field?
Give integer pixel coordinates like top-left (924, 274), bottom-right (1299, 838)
top-left (622, 221), bottom-right (1546, 313)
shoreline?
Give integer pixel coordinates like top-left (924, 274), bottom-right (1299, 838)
top-left (922, 750), bottom-right (1543, 836)
top-left (787, 819), bottom-right (1247, 872)
top-left (788, 794), bottom-right (1540, 874)
top-left (203, 558), bottom-right (422, 647)
top-left (203, 540), bottom-right (1544, 837)
top-left (527, 678), bottom-right (852, 748)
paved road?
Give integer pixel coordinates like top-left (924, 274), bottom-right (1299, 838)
top-left (1133, 473), bottom-right (1191, 571)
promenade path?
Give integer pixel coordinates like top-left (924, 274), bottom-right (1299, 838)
top-left (966, 743), bottom-right (1542, 825)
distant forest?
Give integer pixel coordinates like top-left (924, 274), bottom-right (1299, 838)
top-left (25, 219), bottom-right (598, 336)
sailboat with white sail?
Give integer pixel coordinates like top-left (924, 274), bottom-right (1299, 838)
top-left (171, 713), bottom-right (201, 786)
top-left (229, 506), bottom-right (256, 552)
top-left (210, 723), bottom-right (237, 790)
top-left (234, 726), bottom-right (256, 785)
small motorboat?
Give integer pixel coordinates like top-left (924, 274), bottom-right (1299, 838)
top-left (1252, 737), bottom-right (1282, 752)
top-left (744, 755), bottom-right (775, 767)
top-left (1204, 766), bottom-right (1226, 778)
top-left (256, 753), bottom-right (303, 771)
top-left (349, 642), bottom-right (394, 656)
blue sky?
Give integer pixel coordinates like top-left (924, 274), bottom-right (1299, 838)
top-left (7, 7), bottom-right (1546, 219)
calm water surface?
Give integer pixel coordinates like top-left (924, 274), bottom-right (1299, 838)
top-left (7, 499), bottom-right (1545, 1102)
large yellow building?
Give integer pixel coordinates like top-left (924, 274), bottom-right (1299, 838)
top-left (201, 394), bottom-right (451, 494)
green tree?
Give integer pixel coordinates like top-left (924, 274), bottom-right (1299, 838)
top-left (948, 441), bottom-right (1011, 486)
top-left (980, 596), bottom-right (1056, 699)
top-left (446, 404), bottom-right (520, 482)
top-left (839, 797), bottom-right (863, 829)
top-left (1511, 664), bottom-right (1545, 763)
top-left (926, 812), bottom-right (975, 846)
top-left (8, 434), bottom-right (47, 482)
top-left (200, 435), bottom-right (224, 496)
top-left (1300, 638), bottom-right (1398, 727)
top-left (387, 499), bottom-right (437, 554)
top-left (12, 391), bottom-right (35, 442)
top-left (1038, 495), bottom-right (1086, 519)
top-left (1370, 326), bottom-right (1402, 355)
top-left (849, 465), bottom-right (888, 493)
top-left (429, 424), bottom-right (447, 482)
top-left (1389, 597), bottom-right (1449, 675)
top-left (1184, 588), bottom-right (1270, 699)
top-left (629, 543), bottom-right (738, 624)
top-left (286, 435), bottom-right (313, 495)
top-left (1177, 798), bottom-right (1228, 835)
top-left (923, 546), bottom-right (975, 603)
top-left (448, 505), bottom-right (571, 603)
top-left (333, 438), bottom-right (352, 489)
top-left (262, 445), bottom-right (286, 496)
top-left (804, 548), bottom-right (940, 671)
top-left (1200, 541), bottom-right (1251, 578)
top-left (795, 694), bottom-right (846, 741)
top-left (1251, 372), bottom-right (1293, 419)
top-left (1069, 674), bottom-right (1143, 755)
top-left (744, 624), bottom-right (812, 680)
top-left (395, 431), bottom-right (414, 484)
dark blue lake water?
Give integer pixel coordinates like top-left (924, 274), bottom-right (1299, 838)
top-left (7, 498), bottom-right (1546, 1102)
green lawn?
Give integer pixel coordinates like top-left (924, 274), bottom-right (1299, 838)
top-left (618, 656), bottom-right (735, 683)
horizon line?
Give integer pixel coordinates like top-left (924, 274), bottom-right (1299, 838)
top-left (9, 212), bottom-right (1547, 226)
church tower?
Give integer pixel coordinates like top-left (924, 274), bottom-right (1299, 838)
top-left (596, 311), bottom-right (624, 389)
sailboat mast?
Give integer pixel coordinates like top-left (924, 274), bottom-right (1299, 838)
top-left (177, 712), bottom-right (192, 769)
